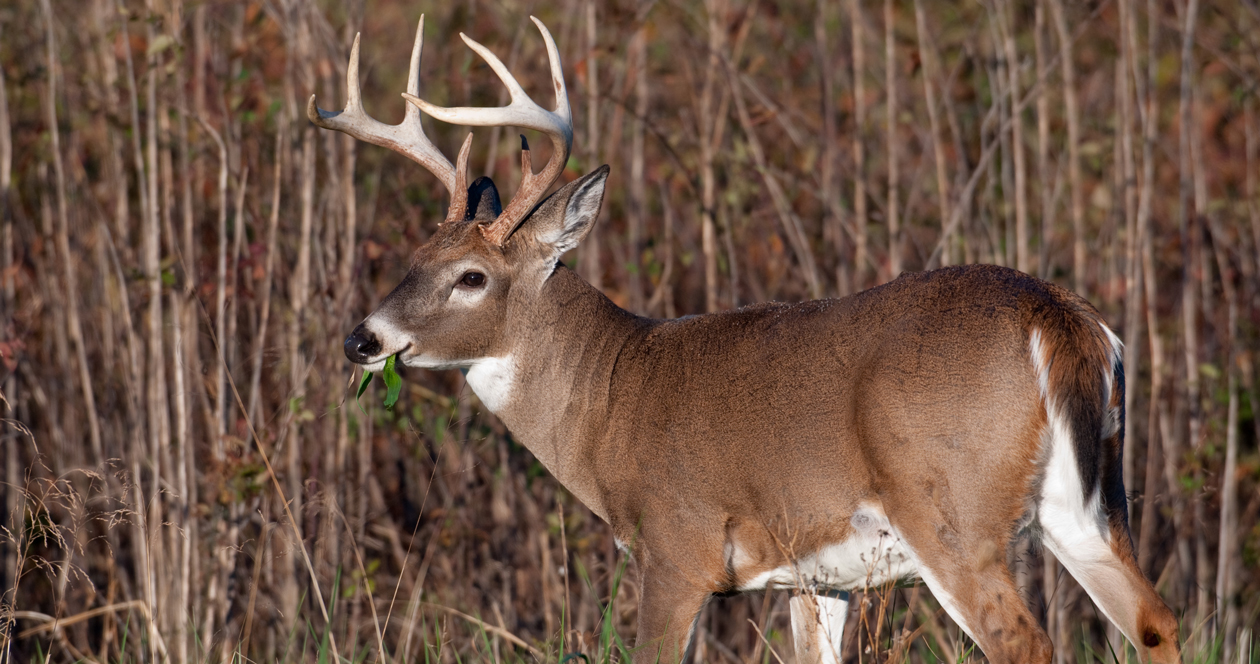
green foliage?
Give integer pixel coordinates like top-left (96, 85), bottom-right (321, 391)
top-left (355, 354), bottom-right (404, 414)
top-left (383, 355), bottom-right (402, 409)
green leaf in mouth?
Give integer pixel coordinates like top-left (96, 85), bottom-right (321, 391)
top-left (382, 354), bottom-right (402, 410)
top-left (354, 353), bottom-right (404, 412)
top-left (355, 369), bottom-right (374, 415)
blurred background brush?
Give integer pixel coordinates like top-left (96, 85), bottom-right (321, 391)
top-left (1, 0), bottom-right (1259, 662)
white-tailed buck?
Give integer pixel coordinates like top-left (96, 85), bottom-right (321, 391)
top-left (309, 15), bottom-right (1180, 664)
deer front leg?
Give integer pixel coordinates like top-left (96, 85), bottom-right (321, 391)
top-left (633, 570), bottom-right (709, 664)
top-left (790, 589), bottom-right (850, 664)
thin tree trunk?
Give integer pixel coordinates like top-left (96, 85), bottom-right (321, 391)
top-left (1249, 97), bottom-right (1260, 285)
top-left (41, 0), bottom-right (104, 465)
top-left (1239, 85), bottom-right (1260, 664)
top-left (646, 182), bottom-right (677, 319)
top-left (1118, 0), bottom-right (1141, 504)
top-left (280, 0), bottom-right (315, 629)
top-left (914, 0), bottom-right (951, 270)
top-left (699, 0), bottom-right (726, 312)
top-left (1209, 215), bottom-right (1241, 663)
top-left (1185, 14), bottom-right (1214, 637)
top-left (884, 0), bottom-right (900, 279)
top-left (248, 127), bottom-right (286, 429)
top-left (628, 26), bottom-right (647, 313)
top-left (1035, 0), bottom-right (1052, 279)
top-left (998, 0), bottom-right (1029, 274)
top-left (817, 0), bottom-right (846, 294)
top-left (203, 121), bottom-right (229, 460)
top-left (985, 16), bottom-right (1013, 269)
top-left (1047, 0), bottom-right (1085, 295)
top-left (113, 2), bottom-right (159, 654)
top-left (143, 0), bottom-right (168, 656)
top-left (171, 89), bottom-right (193, 664)
top-left (1176, 0), bottom-right (1203, 628)
top-left (226, 166), bottom-right (248, 429)
top-left (288, 122), bottom-right (315, 605)
top-left (1043, 552), bottom-right (1064, 664)
top-left (1135, 0), bottom-right (1163, 576)
top-left (582, 0), bottom-right (602, 290)
top-left (174, 17), bottom-right (201, 653)
top-left (851, 0), bottom-right (869, 289)
top-left (335, 7), bottom-right (361, 622)
top-left (0, 20), bottom-right (15, 625)
top-left (1250, 97), bottom-right (1260, 281)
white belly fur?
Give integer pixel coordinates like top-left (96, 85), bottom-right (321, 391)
top-left (738, 505), bottom-right (920, 592)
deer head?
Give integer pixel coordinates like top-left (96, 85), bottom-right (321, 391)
top-left (309, 16), bottom-right (607, 374)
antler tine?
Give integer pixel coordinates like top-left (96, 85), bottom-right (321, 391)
top-left (307, 16), bottom-right (459, 199)
top-left (531, 16), bottom-right (572, 128)
top-left (403, 17), bottom-right (574, 246)
top-left (444, 133), bottom-right (474, 224)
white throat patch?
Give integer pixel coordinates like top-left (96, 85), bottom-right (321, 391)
top-left (464, 356), bottom-right (517, 414)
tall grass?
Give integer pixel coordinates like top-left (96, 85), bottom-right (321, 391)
top-left (2, 0), bottom-right (1259, 662)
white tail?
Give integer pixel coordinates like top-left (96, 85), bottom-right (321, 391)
top-left (310, 17), bottom-right (1180, 664)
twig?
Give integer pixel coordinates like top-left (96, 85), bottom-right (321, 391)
top-left (16, 601), bottom-right (150, 639)
top-left (747, 618), bottom-right (788, 664)
top-left (420, 603), bottom-right (543, 658)
top-left (332, 503), bottom-right (388, 664)
top-left (558, 495), bottom-right (571, 654)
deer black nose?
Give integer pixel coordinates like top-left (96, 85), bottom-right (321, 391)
top-left (344, 324), bottom-right (383, 364)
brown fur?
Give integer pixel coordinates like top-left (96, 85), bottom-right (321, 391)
top-left (343, 171), bottom-right (1180, 664)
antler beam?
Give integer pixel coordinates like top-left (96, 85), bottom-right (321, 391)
top-left (403, 16), bottom-right (574, 245)
top-left (308, 16), bottom-right (470, 221)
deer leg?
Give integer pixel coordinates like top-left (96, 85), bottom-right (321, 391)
top-left (790, 589), bottom-right (849, 664)
top-left (883, 512), bottom-right (1051, 664)
top-left (914, 558), bottom-right (1052, 664)
top-left (633, 570), bottom-right (709, 664)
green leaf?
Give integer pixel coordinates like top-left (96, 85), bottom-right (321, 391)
top-left (355, 371), bottom-right (373, 414)
top-left (147, 34), bottom-right (176, 57)
top-left (382, 355), bottom-right (402, 410)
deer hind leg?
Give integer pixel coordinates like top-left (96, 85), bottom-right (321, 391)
top-left (633, 578), bottom-right (707, 664)
top-left (912, 554), bottom-right (1053, 664)
top-left (790, 590), bottom-right (849, 664)
top-left (917, 556), bottom-right (1053, 664)
top-left (885, 515), bottom-right (1051, 664)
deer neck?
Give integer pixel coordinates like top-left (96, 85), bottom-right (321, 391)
top-left (465, 266), bottom-right (648, 518)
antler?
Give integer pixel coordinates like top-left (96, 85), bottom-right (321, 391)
top-left (403, 16), bottom-right (573, 246)
top-left (308, 16), bottom-right (473, 223)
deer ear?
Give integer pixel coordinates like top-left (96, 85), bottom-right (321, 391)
top-left (512, 165), bottom-right (609, 257)
top-left (466, 177), bottom-right (503, 222)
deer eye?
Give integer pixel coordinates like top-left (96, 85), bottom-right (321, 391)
top-left (459, 271), bottom-right (486, 288)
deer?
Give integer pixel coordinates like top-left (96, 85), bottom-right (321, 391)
top-left (308, 15), bottom-right (1181, 664)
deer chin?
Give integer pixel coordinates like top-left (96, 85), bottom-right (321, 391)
top-left (361, 358), bottom-right (389, 372)
top-left (392, 351), bottom-right (472, 370)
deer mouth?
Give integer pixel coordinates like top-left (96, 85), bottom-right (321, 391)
top-left (359, 357), bottom-right (389, 372)
top-left (344, 325), bottom-right (412, 372)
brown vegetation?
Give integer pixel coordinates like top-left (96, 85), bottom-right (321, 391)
top-left (0, 0), bottom-right (1257, 662)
